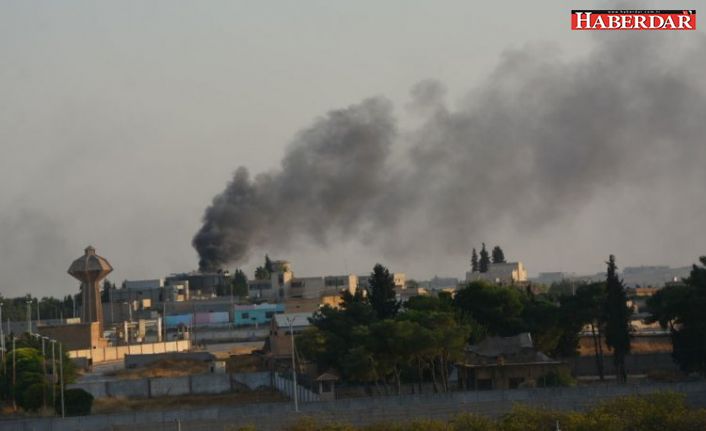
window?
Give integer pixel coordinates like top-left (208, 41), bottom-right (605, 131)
top-left (242, 312), bottom-right (250, 319)
top-left (265, 311), bottom-right (274, 318)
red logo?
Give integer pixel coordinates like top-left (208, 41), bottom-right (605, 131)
top-left (572, 10), bottom-right (696, 30)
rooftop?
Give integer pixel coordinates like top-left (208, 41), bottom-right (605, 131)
top-left (273, 312), bottom-right (313, 328)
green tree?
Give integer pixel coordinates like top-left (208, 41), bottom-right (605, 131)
top-left (470, 248), bottom-right (479, 273)
top-left (479, 243), bottom-right (490, 273)
top-left (254, 266), bottom-right (269, 281)
top-left (491, 246), bottom-right (506, 264)
top-left (366, 264), bottom-right (399, 320)
top-left (521, 295), bottom-right (563, 354)
top-left (553, 287), bottom-right (593, 358)
top-left (604, 255), bottom-right (632, 383)
top-left (231, 269), bottom-right (249, 298)
top-left (647, 256), bottom-right (706, 375)
top-left (572, 282), bottom-right (608, 380)
top-left (0, 346), bottom-right (57, 412)
top-left (100, 280), bottom-right (114, 303)
top-left (264, 254), bottom-right (274, 273)
top-left (453, 281), bottom-right (524, 337)
top-left (61, 388), bottom-right (94, 416)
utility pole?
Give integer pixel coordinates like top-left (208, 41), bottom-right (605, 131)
top-left (41, 336), bottom-right (47, 410)
top-left (230, 281), bottom-right (234, 329)
top-left (58, 342), bottom-right (65, 418)
top-left (0, 302), bottom-right (4, 367)
top-left (286, 316), bottom-right (299, 412)
top-left (26, 298), bottom-right (32, 334)
top-left (12, 336), bottom-right (16, 411)
top-left (109, 284), bottom-right (114, 324)
top-left (51, 339), bottom-right (56, 413)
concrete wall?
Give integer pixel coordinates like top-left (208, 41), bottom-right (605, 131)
top-left (149, 376), bottom-right (191, 397)
top-left (38, 322), bottom-right (106, 350)
top-left (234, 372), bottom-right (271, 390)
top-left (68, 339), bottom-right (190, 363)
top-left (125, 351), bottom-right (213, 368)
top-left (567, 352), bottom-right (678, 376)
top-left (68, 373), bottom-right (233, 399)
top-left (5, 381), bottom-right (706, 431)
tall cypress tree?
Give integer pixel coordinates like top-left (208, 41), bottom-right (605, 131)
top-left (647, 256), bottom-right (706, 375)
top-left (366, 263), bottom-right (400, 319)
top-left (491, 246), bottom-right (506, 264)
top-left (264, 254), bottom-right (274, 273)
top-left (479, 243), bottom-right (490, 273)
top-left (604, 255), bottom-right (631, 384)
top-left (471, 248), bottom-right (479, 273)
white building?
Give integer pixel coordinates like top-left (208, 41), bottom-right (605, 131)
top-left (357, 273), bottom-right (406, 291)
top-left (466, 262), bottom-right (528, 285)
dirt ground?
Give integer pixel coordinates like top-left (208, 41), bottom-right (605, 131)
top-left (578, 334), bottom-right (672, 356)
top-left (92, 389), bottom-right (287, 414)
top-left (105, 358), bottom-right (210, 379)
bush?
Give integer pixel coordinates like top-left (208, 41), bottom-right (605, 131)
top-left (20, 382), bottom-right (50, 411)
top-left (451, 413), bottom-right (497, 431)
top-left (501, 405), bottom-right (570, 431)
top-left (59, 388), bottom-right (94, 416)
top-left (276, 393), bottom-right (706, 431)
top-left (538, 369), bottom-right (576, 387)
top-left (285, 417), bottom-right (356, 431)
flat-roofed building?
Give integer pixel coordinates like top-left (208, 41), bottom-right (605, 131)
top-left (466, 262), bottom-right (528, 285)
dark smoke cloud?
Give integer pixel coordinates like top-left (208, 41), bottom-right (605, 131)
top-left (194, 33), bottom-right (706, 270)
top-left (193, 98), bottom-right (396, 270)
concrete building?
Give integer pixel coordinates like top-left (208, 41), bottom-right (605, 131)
top-left (457, 333), bottom-right (565, 390)
top-left (166, 271), bottom-right (230, 298)
top-left (266, 312), bottom-right (313, 362)
top-left (621, 265), bottom-right (691, 288)
top-left (247, 260), bottom-right (294, 301)
top-left (324, 275), bottom-right (358, 294)
top-left (234, 303), bottom-right (285, 327)
top-left (532, 272), bottom-right (576, 285)
top-left (466, 262), bottom-right (528, 285)
top-left (38, 321), bottom-right (107, 351)
top-left (247, 260), bottom-right (360, 304)
top-left (357, 272), bottom-right (406, 291)
top-left (111, 278), bottom-right (164, 309)
top-left (290, 277), bottom-right (326, 300)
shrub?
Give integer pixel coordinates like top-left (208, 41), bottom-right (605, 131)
top-left (20, 382), bottom-right (50, 411)
top-left (501, 405), bottom-right (570, 431)
top-left (538, 369), bottom-right (576, 387)
top-left (451, 413), bottom-right (497, 431)
top-left (285, 417), bottom-right (356, 431)
top-left (59, 388), bottom-right (94, 416)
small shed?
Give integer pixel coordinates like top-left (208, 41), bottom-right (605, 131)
top-left (314, 370), bottom-right (339, 401)
top-left (457, 333), bottom-right (567, 390)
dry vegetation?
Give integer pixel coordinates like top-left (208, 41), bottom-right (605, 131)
top-left (105, 359), bottom-right (210, 379)
top-left (578, 334), bottom-right (672, 356)
top-left (93, 389), bottom-right (286, 414)
top-left (226, 354), bottom-right (267, 373)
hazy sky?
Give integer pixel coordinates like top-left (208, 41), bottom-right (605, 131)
top-left (1, 1), bottom-right (704, 297)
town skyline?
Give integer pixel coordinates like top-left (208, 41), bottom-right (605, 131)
top-left (2, 1), bottom-right (705, 298)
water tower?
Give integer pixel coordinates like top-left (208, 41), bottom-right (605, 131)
top-left (67, 246), bottom-right (112, 332)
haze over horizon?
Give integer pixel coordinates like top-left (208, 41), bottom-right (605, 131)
top-left (1, 1), bottom-right (705, 297)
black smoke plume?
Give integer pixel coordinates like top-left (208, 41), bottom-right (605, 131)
top-left (193, 33), bottom-right (706, 271)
